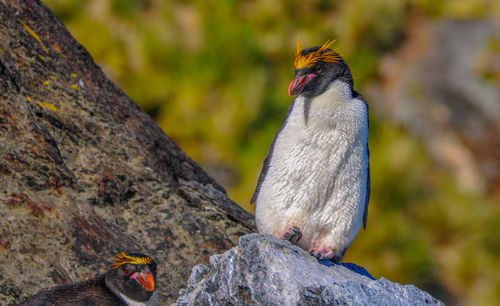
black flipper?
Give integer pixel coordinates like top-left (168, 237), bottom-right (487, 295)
top-left (353, 90), bottom-right (370, 230)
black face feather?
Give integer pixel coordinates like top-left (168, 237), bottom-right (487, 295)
top-left (116, 263), bottom-right (154, 301)
top-left (294, 47), bottom-right (353, 97)
top-left (105, 253), bottom-right (157, 303)
top-left (126, 252), bottom-right (157, 278)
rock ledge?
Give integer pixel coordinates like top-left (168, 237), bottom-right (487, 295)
top-left (175, 233), bottom-right (443, 305)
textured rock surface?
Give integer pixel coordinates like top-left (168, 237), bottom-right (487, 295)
top-left (368, 16), bottom-right (500, 196)
top-left (175, 234), bottom-right (443, 305)
top-left (0, 1), bottom-right (255, 304)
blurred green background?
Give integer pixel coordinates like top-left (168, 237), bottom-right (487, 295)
top-left (43, 0), bottom-right (500, 304)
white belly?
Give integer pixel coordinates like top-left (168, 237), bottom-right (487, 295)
top-left (255, 82), bottom-right (369, 252)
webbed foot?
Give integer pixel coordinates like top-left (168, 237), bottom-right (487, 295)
top-left (309, 247), bottom-right (342, 262)
top-left (279, 226), bottom-right (302, 245)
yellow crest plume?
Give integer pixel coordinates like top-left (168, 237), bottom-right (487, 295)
top-left (111, 252), bottom-right (153, 269)
top-left (293, 39), bottom-right (340, 70)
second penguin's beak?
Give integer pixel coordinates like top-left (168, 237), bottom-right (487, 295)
top-left (131, 271), bottom-right (155, 291)
top-left (288, 73), bottom-right (316, 96)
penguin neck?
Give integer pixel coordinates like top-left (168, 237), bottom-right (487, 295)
top-left (119, 291), bottom-right (158, 306)
top-left (104, 272), bottom-right (121, 301)
top-left (105, 273), bottom-right (158, 306)
top-left (293, 80), bottom-right (353, 126)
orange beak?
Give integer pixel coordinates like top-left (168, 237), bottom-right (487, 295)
top-left (136, 271), bottom-right (155, 291)
top-left (288, 73), bottom-right (316, 96)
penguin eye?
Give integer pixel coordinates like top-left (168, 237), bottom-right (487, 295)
top-left (124, 269), bottom-right (130, 275)
top-left (314, 66), bottom-right (322, 73)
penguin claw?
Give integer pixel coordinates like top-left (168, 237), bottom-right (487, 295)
top-left (309, 247), bottom-right (340, 262)
top-left (279, 226), bottom-right (302, 244)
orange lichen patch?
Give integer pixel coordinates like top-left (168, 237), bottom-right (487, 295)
top-left (26, 96), bottom-right (61, 113)
top-left (53, 45), bottom-right (61, 52)
top-left (293, 39), bottom-right (340, 69)
top-left (103, 171), bottom-right (112, 180)
top-left (37, 101), bottom-right (59, 112)
top-left (205, 238), bottom-right (233, 252)
top-left (222, 239), bottom-right (233, 249)
top-left (22, 21), bottom-right (49, 53)
top-left (7, 193), bottom-right (53, 217)
top-left (111, 252), bottom-right (153, 269)
top-left (54, 187), bottom-right (63, 196)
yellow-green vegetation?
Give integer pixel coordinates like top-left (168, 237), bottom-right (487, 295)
top-left (44, 0), bottom-right (500, 304)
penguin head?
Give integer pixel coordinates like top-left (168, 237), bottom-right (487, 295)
top-left (288, 40), bottom-right (353, 97)
top-left (105, 252), bottom-right (157, 303)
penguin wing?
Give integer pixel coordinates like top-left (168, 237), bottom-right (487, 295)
top-left (251, 99), bottom-right (297, 204)
top-left (363, 149), bottom-right (370, 230)
top-left (250, 130), bottom-right (279, 204)
top-left (18, 275), bottom-right (119, 305)
top-left (353, 90), bottom-right (370, 230)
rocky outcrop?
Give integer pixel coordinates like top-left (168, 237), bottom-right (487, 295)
top-left (368, 16), bottom-right (500, 196)
top-left (175, 234), bottom-right (443, 305)
top-left (0, 1), bottom-right (254, 304)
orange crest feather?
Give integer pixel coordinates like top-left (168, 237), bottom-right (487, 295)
top-left (111, 252), bottom-right (153, 269)
top-left (293, 39), bottom-right (340, 69)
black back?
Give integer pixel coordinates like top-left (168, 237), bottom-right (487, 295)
top-left (17, 275), bottom-right (123, 306)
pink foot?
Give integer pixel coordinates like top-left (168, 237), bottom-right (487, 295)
top-left (309, 247), bottom-right (341, 262)
top-left (279, 226), bottom-right (302, 245)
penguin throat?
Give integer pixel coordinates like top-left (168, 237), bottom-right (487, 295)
top-left (295, 80), bottom-right (353, 126)
top-left (119, 291), bottom-right (158, 306)
top-left (105, 273), bottom-right (157, 306)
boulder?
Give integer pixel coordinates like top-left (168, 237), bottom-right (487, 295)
top-left (0, 1), bottom-right (254, 304)
top-left (175, 234), bottom-right (443, 305)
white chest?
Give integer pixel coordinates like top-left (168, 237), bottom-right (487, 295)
top-left (255, 81), bottom-right (369, 250)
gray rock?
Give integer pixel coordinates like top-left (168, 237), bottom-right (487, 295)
top-left (175, 234), bottom-right (443, 306)
top-left (0, 1), bottom-right (254, 304)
